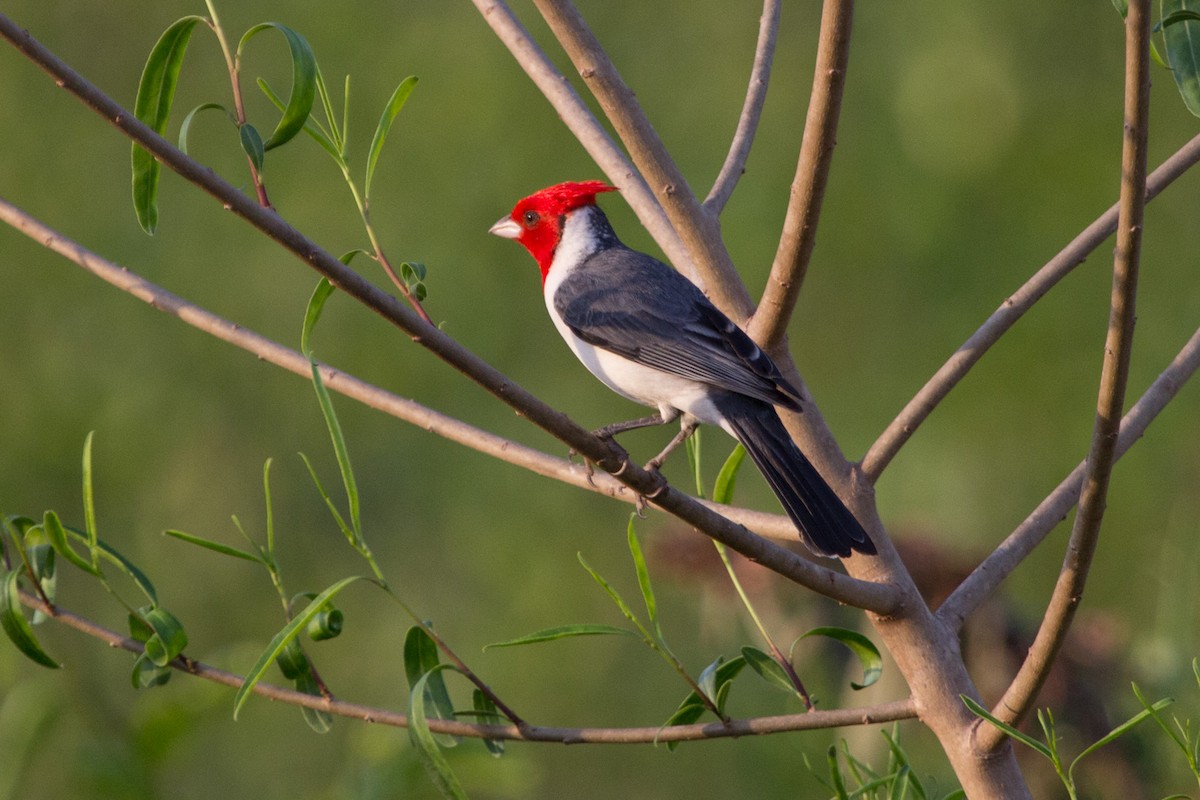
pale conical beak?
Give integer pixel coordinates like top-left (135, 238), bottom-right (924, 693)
top-left (489, 216), bottom-right (522, 239)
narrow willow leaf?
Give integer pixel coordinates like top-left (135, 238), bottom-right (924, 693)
top-left (164, 529), bottom-right (260, 562)
top-left (0, 571), bottom-right (59, 668)
top-left (139, 606), bottom-right (188, 667)
top-left (626, 518), bottom-right (660, 638)
top-left (131, 16), bottom-right (206, 233)
top-left (404, 626), bottom-right (458, 747)
top-left (131, 653), bottom-right (173, 689)
top-left (294, 671), bottom-right (334, 733)
top-left (309, 362), bottom-right (362, 543)
top-left (1164, 0), bottom-right (1200, 116)
top-left (306, 608), bottom-right (343, 641)
top-left (472, 690), bottom-right (505, 756)
top-left (81, 431), bottom-right (98, 561)
top-left (239, 123), bottom-right (265, 171)
top-left (258, 77), bottom-right (340, 160)
top-left (409, 664), bottom-right (468, 799)
top-left (685, 426), bottom-right (704, 497)
top-left (298, 453), bottom-right (353, 542)
top-left (275, 639), bottom-right (311, 681)
top-left (178, 102), bottom-right (233, 154)
top-left (301, 278), bottom-right (336, 359)
top-left (577, 553), bottom-right (641, 629)
top-left (799, 626), bottom-right (883, 690)
top-left (960, 695), bottom-right (1052, 758)
top-left (663, 654), bottom-right (746, 743)
top-left (91, 537), bottom-right (158, 605)
top-left (23, 527), bottom-right (55, 624)
top-left (741, 646), bottom-right (797, 695)
top-left (234, 576), bottom-right (365, 719)
top-left (1068, 694), bottom-right (1172, 782)
top-left (237, 23), bottom-right (317, 150)
top-left (697, 656), bottom-right (723, 706)
top-left (365, 75), bottom-right (418, 200)
top-left (712, 444), bottom-right (747, 506)
top-left (42, 511), bottom-right (98, 576)
top-left (484, 624), bottom-right (634, 649)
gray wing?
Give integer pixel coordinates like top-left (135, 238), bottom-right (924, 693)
top-left (553, 246), bottom-right (802, 410)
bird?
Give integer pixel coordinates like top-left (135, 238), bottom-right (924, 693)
top-left (489, 180), bottom-right (874, 558)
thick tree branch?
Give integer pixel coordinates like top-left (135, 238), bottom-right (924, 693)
top-left (470, 0), bottom-right (694, 282)
top-left (21, 590), bottom-right (916, 742)
top-left (531, 0), bottom-right (753, 319)
top-left (0, 193), bottom-right (805, 544)
top-left (862, 130), bottom-right (1200, 484)
top-left (977, 0), bottom-right (1151, 751)
top-left (704, 0), bottom-right (780, 214)
top-left (937, 324), bottom-right (1200, 629)
top-left (749, 0), bottom-right (854, 349)
top-left (0, 15), bottom-right (896, 614)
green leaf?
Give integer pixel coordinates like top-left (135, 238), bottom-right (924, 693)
top-left (472, 690), bottom-right (505, 757)
top-left (408, 664), bottom-right (468, 799)
top-left (234, 576), bottom-right (365, 719)
top-left (712, 444), bottom-right (747, 506)
top-left (301, 278), bottom-right (336, 359)
top-left (131, 16), bottom-right (206, 234)
top-left (626, 517), bottom-right (660, 638)
top-left (239, 123), bottom-right (265, 171)
top-left (1111, 0), bottom-right (1128, 15)
top-left (178, 102), bottom-right (233, 154)
top-left (42, 511), bottom-right (98, 576)
top-left (365, 75), bottom-right (418, 201)
top-left (257, 77), bottom-right (341, 160)
top-left (0, 571), bottom-right (59, 668)
top-left (81, 431), bottom-right (98, 561)
top-left (294, 671), bottom-right (334, 733)
top-left (400, 262), bottom-right (428, 301)
top-left (404, 626), bottom-right (458, 747)
top-left (306, 607), bottom-right (343, 642)
top-left (237, 23), bottom-right (317, 150)
top-left (131, 653), bottom-right (173, 689)
top-left (484, 624), bottom-right (634, 649)
top-left (1163, 0), bottom-right (1200, 117)
top-left (577, 553), bottom-right (641, 630)
top-left (274, 639), bottom-right (311, 681)
top-left (91, 537), bottom-right (158, 605)
top-left (1067, 692), bottom-right (1172, 784)
top-left (960, 695), bottom-right (1053, 759)
top-left (684, 427), bottom-right (704, 497)
top-left (664, 654), bottom-right (746, 742)
top-left (798, 626), bottom-right (883, 690)
top-left (136, 606), bottom-right (188, 667)
top-left (163, 529), bottom-right (260, 562)
top-left (740, 646), bottom-right (797, 695)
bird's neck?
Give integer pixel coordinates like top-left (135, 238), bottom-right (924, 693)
top-left (540, 205), bottom-right (620, 287)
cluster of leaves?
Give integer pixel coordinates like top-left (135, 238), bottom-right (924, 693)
top-left (807, 729), bottom-right (966, 800)
top-left (1112, 0), bottom-right (1200, 116)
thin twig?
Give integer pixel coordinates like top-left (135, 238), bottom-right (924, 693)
top-left (936, 325), bottom-right (1200, 629)
top-left (18, 590), bottom-right (916, 742)
top-left (749, 0), bottom-right (855, 349)
top-left (977, 0), bottom-right (1151, 751)
top-left (531, 0), bottom-right (753, 318)
top-left (469, 0), bottom-right (693, 281)
top-left (862, 128), bottom-right (1200, 483)
top-left (704, 0), bottom-right (781, 214)
top-left (0, 17), bottom-right (896, 614)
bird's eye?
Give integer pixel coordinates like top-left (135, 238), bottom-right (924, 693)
top-left (522, 210), bottom-right (540, 227)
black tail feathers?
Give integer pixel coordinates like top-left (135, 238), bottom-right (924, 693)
top-left (714, 393), bottom-right (875, 559)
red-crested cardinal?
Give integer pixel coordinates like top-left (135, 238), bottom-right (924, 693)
top-left (489, 180), bottom-right (874, 558)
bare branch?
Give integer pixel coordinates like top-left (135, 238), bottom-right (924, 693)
top-left (0, 17), bottom-right (896, 613)
top-left (704, 0), bottom-right (781, 214)
top-left (863, 129), bottom-right (1200, 483)
top-left (470, 0), bottom-right (694, 281)
top-left (937, 325), bottom-right (1200, 629)
top-left (978, 0), bottom-right (1151, 750)
top-left (531, 0), bottom-right (753, 318)
top-left (748, 0), bottom-right (855, 349)
top-left (21, 590), bottom-right (916, 742)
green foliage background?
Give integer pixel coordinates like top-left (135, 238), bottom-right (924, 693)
top-left (1, 1), bottom-right (1198, 797)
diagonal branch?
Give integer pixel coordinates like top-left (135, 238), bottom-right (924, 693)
top-left (530, 0), bottom-right (753, 319)
top-left (0, 14), bottom-right (896, 614)
top-left (936, 324), bottom-right (1200, 629)
top-left (748, 0), bottom-right (855, 349)
top-left (0, 193), bottom-right (803, 543)
top-left (977, 0), bottom-right (1151, 751)
top-left (704, 0), bottom-right (781, 214)
top-left (862, 129), bottom-right (1200, 483)
top-left (470, 0), bottom-right (693, 282)
top-left (20, 590), bottom-right (917, 742)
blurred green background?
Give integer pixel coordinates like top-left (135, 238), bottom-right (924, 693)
top-left (1, 1), bottom-right (1199, 797)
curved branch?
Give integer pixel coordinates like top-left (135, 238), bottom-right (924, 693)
top-left (704, 0), bottom-right (781, 214)
top-left (0, 193), bottom-right (804, 545)
top-left (862, 129), bottom-right (1200, 483)
top-left (749, 0), bottom-right (855, 349)
top-left (530, 0), bottom-right (753, 318)
top-left (0, 16), bottom-right (896, 614)
top-left (23, 591), bottom-right (917, 742)
top-left (470, 0), bottom-right (693, 281)
top-left (977, 0), bottom-right (1151, 751)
